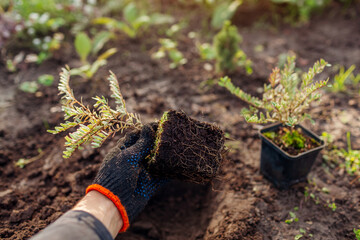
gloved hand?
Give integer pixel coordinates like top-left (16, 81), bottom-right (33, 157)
top-left (86, 123), bottom-right (165, 232)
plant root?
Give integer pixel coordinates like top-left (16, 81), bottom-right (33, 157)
top-left (147, 110), bottom-right (226, 184)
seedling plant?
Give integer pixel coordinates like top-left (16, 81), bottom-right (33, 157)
top-left (48, 67), bottom-right (142, 158)
top-left (294, 228), bottom-right (313, 239)
top-left (322, 132), bottom-right (360, 177)
top-left (285, 207), bottom-right (299, 224)
top-left (219, 55), bottom-right (329, 154)
top-left (93, 2), bottom-right (174, 39)
top-left (304, 179), bottom-right (337, 211)
top-left (19, 74), bottom-right (54, 93)
top-left (329, 65), bottom-right (360, 95)
top-left (152, 38), bottom-right (187, 69)
top-left (354, 228), bottom-right (360, 240)
top-left (15, 148), bottom-right (44, 168)
top-left (198, 20), bottom-right (252, 75)
top-left (70, 31), bottom-right (117, 79)
top-left (182, 0), bottom-right (242, 29)
top-left (49, 68), bottom-right (225, 183)
top-left (206, 0), bottom-right (242, 29)
top-left (271, 0), bottom-right (331, 23)
top-left (284, 207), bottom-right (315, 239)
top-left (340, 132), bottom-right (360, 176)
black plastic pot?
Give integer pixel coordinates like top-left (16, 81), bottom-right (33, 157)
top-left (259, 123), bottom-right (325, 189)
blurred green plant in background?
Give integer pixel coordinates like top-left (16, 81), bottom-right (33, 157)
top-left (175, 0), bottom-right (243, 29)
top-left (19, 74), bottom-right (54, 93)
top-left (213, 21), bottom-right (252, 74)
top-left (152, 38), bottom-right (187, 69)
top-left (93, 2), bottom-right (174, 39)
top-left (322, 132), bottom-right (360, 177)
top-left (197, 20), bottom-right (252, 74)
top-left (354, 228), bottom-right (360, 240)
top-left (329, 65), bottom-right (360, 94)
top-left (207, 0), bottom-right (243, 29)
top-left (70, 31), bottom-right (117, 79)
top-left (0, 0), bottom-right (99, 65)
top-left (271, 0), bottom-right (331, 23)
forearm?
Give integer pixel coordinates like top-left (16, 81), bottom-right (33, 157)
top-left (73, 190), bottom-right (123, 238)
top-left (30, 210), bottom-right (113, 240)
top-left (31, 191), bottom-right (123, 240)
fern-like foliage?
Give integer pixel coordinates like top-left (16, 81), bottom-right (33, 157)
top-left (219, 55), bottom-right (330, 127)
top-left (48, 67), bottom-right (142, 158)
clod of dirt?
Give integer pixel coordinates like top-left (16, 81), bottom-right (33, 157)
top-left (9, 206), bottom-right (35, 223)
top-left (147, 110), bottom-right (225, 184)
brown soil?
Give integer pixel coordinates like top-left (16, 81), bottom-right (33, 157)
top-left (1, 2), bottom-right (360, 240)
top-left (263, 126), bottom-right (321, 156)
top-left (148, 110), bottom-right (225, 184)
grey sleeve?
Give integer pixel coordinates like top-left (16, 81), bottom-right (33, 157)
top-left (31, 210), bottom-right (114, 240)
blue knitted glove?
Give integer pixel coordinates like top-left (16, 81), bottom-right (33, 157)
top-left (86, 123), bottom-right (165, 232)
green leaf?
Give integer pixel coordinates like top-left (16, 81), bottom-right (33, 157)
top-left (285, 117), bottom-right (295, 127)
top-left (15, 158), bottom-right (27, 168)
top-left (169, 63), bottom-right (177, 69)
top-left (152, 50), bottom-right (166, 59)
top-left (166, 22), bottom-right (187, 37)
top-left (116, 21), bottom-right (136, 38)
top-left (263, 131), bottom-right (276, 140)
top-left (6, 59), bottom-right (16, 72)
top-left (97, 48), bottom-right (117, 61)
top-left (132, 15), bottom-right (150, 30)
top-left (149, 13), bottom-right (174, 25)
top-left (87, 59), bottom-right (107, 78)
top-left (211, 1), bottom-right (241, 29)
top-left (294, 234), bottom-right (303, 240)
top-left (47, 18), bottom-right (65, 30)
top-left (37, 52), bottom-right (50, 64)
top-left (168, 49), bottom-right (184, 63)
top-left (198, 43), bottom-right (216, 60)
top-left (289, 211), bottom-right (296, 218)
top-left (159, 38), bottom-right (176, 49)
top-left (285, 219), bottom-right (292, 224)
top-left (92, 31), bottom-right (113, 56)
top-left (321, 187), bottom-right (330, 194)
top-left (354, 229), bottom-right (360, 240)
top-left (37, 74), bottom-right (54, 86)
top-left (93, 17), bottom-right (118, 28)
top-left (75, 32), bottom-right (92, 63)
top-left (69, 65), bottom-right (90, 77)
top-left (19, 81), bottom-right (39, 93)
top-left (123, 2), bottom-right (138, 24)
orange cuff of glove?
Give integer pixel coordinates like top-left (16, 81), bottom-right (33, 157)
top-left (86, 184), bottom-right (130, 233)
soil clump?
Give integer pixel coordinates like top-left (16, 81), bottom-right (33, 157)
top-left (148, 110), bottom-right (225, 184)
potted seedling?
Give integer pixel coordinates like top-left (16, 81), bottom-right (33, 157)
top-left (219, 55), bottom-right (330, 189)
top-left (49, 68), bottom-right (225, 184)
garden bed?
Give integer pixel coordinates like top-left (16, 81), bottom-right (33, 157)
top-left (1, 2), bottom-right (360, 239)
